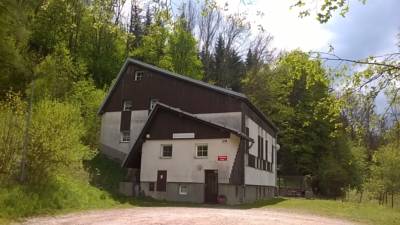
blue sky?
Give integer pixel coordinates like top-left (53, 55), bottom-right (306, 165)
top-left (216, 0), bottom-right (399, 113)
top-left (217, 0), bottom-right (399, 57)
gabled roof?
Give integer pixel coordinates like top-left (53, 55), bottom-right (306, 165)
top-left (98, 58), bottom-right (278, 132)
top-left (121, 102), bottom-right (252, 168)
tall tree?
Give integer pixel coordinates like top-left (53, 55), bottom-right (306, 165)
top-left (161, 19), bottom-right (203, 80)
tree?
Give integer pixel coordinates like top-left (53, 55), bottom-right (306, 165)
top-left (243, 51), bottom-right (355, 196)
top-left (162, 19), bottom-right (203, 80)
top-left (291, 0), bottom-right (367, 23)
top-left (131, 10), bottom-right (170, 67)
top-left (32, 44), bottom-right (87, 100)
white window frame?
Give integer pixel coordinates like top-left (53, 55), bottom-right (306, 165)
top-left (195, 144), bottom-right (208, 158)
top-left (178, 184), bottom-right (188, 195)
top-left (120, 131), bottom-right (130, 143)
top-left (160, 144), bottom-right (173, 158)
top-left (123, 100), bottom-right (133, 111)
top-left (134, 71), bottom-right (145, 81)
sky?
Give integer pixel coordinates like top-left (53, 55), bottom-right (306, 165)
top-left (215, 0), bottom-right (400, 59)
top-left (214, 0), bottom-right (399, 113)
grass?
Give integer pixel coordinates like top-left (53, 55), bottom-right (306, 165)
top-left (242, 197), bottom-right (400, 225)
top-left (1, 155), bottom-right (398, 225)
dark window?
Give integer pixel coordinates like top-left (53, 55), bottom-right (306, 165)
top-left (123, 100), bottom-right (133, 111)
top-left (156, 170), bottom-right (167, 192)
top-left (265, 140), bottom-right (269, 162)
top-left (121, 131), bottom-right (130, 142)
top-left (261, 137), bottom-right (264, 160)
top-left (248, 154), bottom-right (255, 167)
top-left (134, 71), bottom-right (145, 81)
top-left (149, 182), bottom-right (155, 191)
top-left (161, 144), bottom-right (173, 158)
top-left (263, 160), bottom-right (267, 170)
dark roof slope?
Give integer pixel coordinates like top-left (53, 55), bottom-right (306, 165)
top-left (98, 58), bottom-right (278, 132)
top-left (121, 102), bottom-right (252, 167)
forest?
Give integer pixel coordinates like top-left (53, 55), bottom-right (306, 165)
top-left (0, 0), bottom-right (400, 221)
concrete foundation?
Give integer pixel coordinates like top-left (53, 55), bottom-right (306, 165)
top-left (140, 182), bottom-right (274, 205)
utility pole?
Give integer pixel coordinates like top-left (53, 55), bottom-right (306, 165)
top-left (20, 79), bottom-right (34, 183)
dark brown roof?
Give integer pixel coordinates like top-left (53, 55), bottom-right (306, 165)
top-left (98, 58), bottom-right (278, 132)
top-left (121, 102), bottom-right (252, 167)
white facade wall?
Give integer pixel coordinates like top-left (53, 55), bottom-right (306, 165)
top-left (100, 110), bottom-right (148, 155)
top-left (244, 115), bottom-right (276, 186)
top-left (100, 111), bottom-right (242, 158)
top-left (140, 135), bottom-right (240, 184)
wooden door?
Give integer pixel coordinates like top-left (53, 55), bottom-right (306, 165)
top-left (204, 170), bottom-right (218, 203)
top-left (156, 170), bottom-right (167, 192)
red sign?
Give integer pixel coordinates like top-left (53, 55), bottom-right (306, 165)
top-left (218, 155), bottom-right (228, 161)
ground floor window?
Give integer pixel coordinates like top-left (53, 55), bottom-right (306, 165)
top-left (149, 182), bottom-right (155, 191)
top-left (179, 184), bottom-right (188, 195)
top-left (196, 144), bottom-right (208, 158)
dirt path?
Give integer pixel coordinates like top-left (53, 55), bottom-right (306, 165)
top-left (21, 207), bottom-right (357, 225)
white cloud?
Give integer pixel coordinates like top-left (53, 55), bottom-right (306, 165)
top-left (215, 0), bottom-right (334, 52)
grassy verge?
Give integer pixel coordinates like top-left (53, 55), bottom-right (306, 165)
top-left (242, 197), bottom-right (400, 225)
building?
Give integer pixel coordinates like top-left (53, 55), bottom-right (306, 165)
top-left (98, 58), bottom-right (279, 204)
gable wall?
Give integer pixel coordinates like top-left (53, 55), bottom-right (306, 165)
top-left (102, 64), bottom-right (242, 114)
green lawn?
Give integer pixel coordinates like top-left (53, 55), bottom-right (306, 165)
top-left (242, 198), bottom-right (400, 225)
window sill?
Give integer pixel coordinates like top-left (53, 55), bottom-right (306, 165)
top-left (160, 156), bottom-right (172, 159)
top-left (194, 156), bottom-right (208, 159)
top-left (120, 141), bottom-right (130, 143)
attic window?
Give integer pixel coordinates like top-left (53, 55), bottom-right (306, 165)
top-left (134, 71), bottom-right (145, 81)
top-left (123, 100), bottom-right (133, 111)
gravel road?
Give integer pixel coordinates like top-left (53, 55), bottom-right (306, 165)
top-left (21, 207), bottom-right (357, 225)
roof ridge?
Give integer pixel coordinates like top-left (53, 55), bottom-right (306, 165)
top-left (127, 58), bottom-right (248, 99)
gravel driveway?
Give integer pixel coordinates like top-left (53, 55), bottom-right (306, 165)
top-left (21, 207), bottom-right (357, 225)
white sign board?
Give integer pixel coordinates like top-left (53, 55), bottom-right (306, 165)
top-left (172, 133), bottom-right (195, 139)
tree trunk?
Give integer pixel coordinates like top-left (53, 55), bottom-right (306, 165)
top-left (392, 192), bottom-right (394, 208)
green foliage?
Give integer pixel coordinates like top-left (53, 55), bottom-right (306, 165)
top-left (33, 45), bottom-right (87, 100)
top-left (131, 11), bottom-right (170, 67)
top-left (27, 100), bottom-right (92, 184)
top-left (0, 92), bottom-right (26, 184)
top-left (163, 19), bottom-right (203, 80)
top-left (0, 0), bottom-right (31, 96)
top-left (85, 153), bottom-right (127, 195)
top-left (68, 79), bottom-right (106, 148)
top-left (365, 144), bottom-right (400, 196)
top-left (243, 51), bottom-right (354, 196)
top-left (0, 175), bottom-right (120, 220)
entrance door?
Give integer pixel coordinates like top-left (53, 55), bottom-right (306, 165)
top-left (156, 170), bottom-right (167, 192)
top-left (204, 170), bottom-right (218, 203)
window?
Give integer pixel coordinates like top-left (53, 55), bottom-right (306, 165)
top-left (134, 71), bottom-right (145, 81)
top-left (121, 131), bottom-right (130, 142)
top-left (149, 182), bottom-right (155, 191)
top-left (248, 154), bottom-right (255, 167)
top-left (179, 184), bottom-right (188, 195)
top-left (196, 144), bottom-right (208, 158)
top-left (161, 144), bottom-right (173, 158)
top-left (123, 100), bottom-right (133, 111)
top-left (150, 98), bottom-right (158, 111)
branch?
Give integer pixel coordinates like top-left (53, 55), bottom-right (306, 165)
top-left (310, 51), bottom-right (400, 70)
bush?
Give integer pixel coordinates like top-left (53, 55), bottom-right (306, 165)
top-left (26, 100), bottom-right (92, 184)
top-left (0, 175), bottom-right (119, 220)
